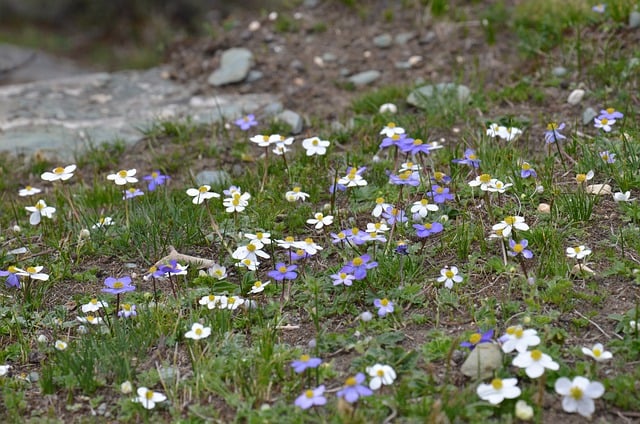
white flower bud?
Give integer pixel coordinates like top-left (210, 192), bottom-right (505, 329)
top-left (120, 380), bottom-right (133, 394)
top-left (378, 103), bottom-right (398, 114)
top-left (360, 311), bottom-right (373, 322)
top-left (536, 185), bottom-right (544, 193)
top-left (515, 400), bottom-right (534, 421)
top-left (12, 225), bottom-right (21, 233)
top-left (77, 325), bottom-right (88, 335)
top-left (37, 334), bottom-right (48, 343)
top-left (79, 228), bottom-right (91, 240)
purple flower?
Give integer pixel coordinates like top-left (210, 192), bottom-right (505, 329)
top-left (592, 3), bottom-right (605, 13)
top-left (599, 151), bottom-right (616, 164)
top-left (379, 133), bottom-right (411, 150)
top-left (508, 239), bottom-right (533, 259)
top-left (330, 270), bottom-right (356, 286)
top-left (520, 162), bottom-right (537, 179)
top-left (452, 148), bottom-right (480, 168)
top-left (389, 170), bottom-right (421, 186)
top-left (394, 242), bottom-right (409, 255)
top-left (329, 178), bottom-right (347, 194)
top-left (413, 221), bottom-right (444, 238)
top-left (426, 185), bottom-right (454, 204)
top-left (291, 354), bottom-right (322, 373)
top-left (290, 249), bottom-right (310, 261)
top-left (374, 298), bottom-right (394, 317)
top-left (432, 171), bottom-right (452, 185)
top-left (295, 385), bottom-right (327, 409)
top-left (157, 260), bottom-right (188, 276)
top-left (544, 122), bottom-right (566, 144)
top-left (330, 230), bottom-right (349, 244)
top-left (342, 254), bottom-right (378, 280)
top-left (382, 206), bottom-right (407, 225)
top-left (399, 137), bottom-right (432, 155)
top-left (234, 114), bottom-right (258, 131)
top-left (268, 263), bottom-right (298, 281)
top-left (0, 266), bottom-right (21, 288)
top-left (598, 107), bottom-right (623, 120)
top-left (102, 276), bottom-right (135, 295)
top-left (345, 228), bottom-right (367, 246)
top-left (336, 373), bottom-right (373, 403)
top-left (143, 171), bottom-right (169, 191)
top-left (460, 329), bottom-right (494, 349)
top-left (118, 304), bottom-right (137, 318)
top-left (123, 188), bottom-right (144, 200)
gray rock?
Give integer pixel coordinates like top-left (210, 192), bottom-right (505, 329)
top-left (552, 66), bottom-right (567, 77)
top-left (394, 61), bottom-right (412, 70)
top-left (460, 343), bottom-right (502, 379)
top-left (629, 11), bottom-right (640, 28)
top-left (196, 170), bottom-right (231, 187)
top-left (407, 83), bottom-right (471, 109)
top-left (567, 88), bottom-right (585, 105)
top-left (276, 109), bottom-right (304, 134)
top-left (290, 59), bottom-right (305, 72)
top-left (339, 68), bottom-right (351, 77)
top-left (246, 70), bottom-right (264, 82)
top-left (418, 31), bottom-right (436, 45)
top-left (373, 33), bottom-right (393, 48)
top-left (303, 0), bottom-right (319, 8)
top-left (207, 47), bottom-right (254, 87)
top-left (348, 70), bottom-right (381, 86)
top-left (263, 102), bottom-right (284, 116)
top-left (583, 107), bottom-right (598, 125)
top-left (395, 31), bottom-right (416, 45)
top-left (0, 43), bottom-right (89, 85)
top-left (322, 52), bottom-right (337, 62)
top-left (0, 68), bottom-right (277, 161)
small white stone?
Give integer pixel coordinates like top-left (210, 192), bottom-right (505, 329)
top-left (248, 21), bottom-right (261, 31)
top-left (571, 263), bottom-right (595, 276)
top-left (378, 103), bottom-right (398, 114)
top-left (586, 183), bottom-right (612, 195)
top-left (567, 89), bottom-right (585, 105)
top-left (268, 12), bottom-right (278, 21)
top-left (461, 343), bottom-right (502, 379)
top-left (537, 203), bottom-right (551, 213)
top-left (313, 56), bottom-right (324, 67)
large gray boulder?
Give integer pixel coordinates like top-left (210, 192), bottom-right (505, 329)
top-left (207, 48), bottom-right (254, 87)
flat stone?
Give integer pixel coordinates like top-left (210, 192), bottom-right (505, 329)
top-left (629, 11), bottom-right (640, 29)
top-left (0, 43), bottom-right (89, 85)
top-left (322, 52), bottom-right (337, 62)
top-left (207, 47), bottom-right (254, 87)
top-left (395, 31), bottom-right (416, 45)
top-left (586, 183), bottom-right (612, 195)
top-left (276, 109), bottom-right (304, 134)
top-left (567, 88), bottom-right (585, 105)
top-left (407, 83), bottom-right (471, 109)
top-left (461, 343), bottom-right (502, 379)
top-left (0, 68), bottom-right (277, 161)
top-left (246, 70), bottom-right (264, 82)
top-left (372, 33), bottom-right (393, 48)
top-left (582, 107), bottom-right (598, 125)
top-left (418, 31), bottom-right (436, 44)
top-left (263, 102), bottom-right (284, 116)
top-left (348, 70), bottom-right (381, 86)
top-left (196, 170), bottom-right (231, 187)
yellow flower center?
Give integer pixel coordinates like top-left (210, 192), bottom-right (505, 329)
top-left (479, 173), bottom-right (492, 183)
top-left (118, 170), bottom-right (128, 178)
top-left (315, 213), bottom-right (323, 219)
top-left (198, 186), bottom-right (208, 193)
top-left (376, 197), bottom-right (385, 205)
top-left (606, 107), bottom-right (615, 114)
top-left (293, 187), bottom-right (301, 193)
top-left (530, 350), bottom-right (542, 361)
top-left (53, 167), bottom-right (65, 174)
top-left (425, 223), bottom-right (432, 229)
top-left (113, 282), bottom-right (124, 289)
top-left (285, 236), bottom-right (295, 242)
top-left (413, 139), bottom-right (423, 145)
top-left (232, 198), bottom-right (240, 206)
top-left (195, 328), bottom-right (202, 335)
top-left (8, 266), bottom-right (18, 273)
top-left (312, 139), bottom-right (318, 146)
top-left (468, 154), bottom-right (477, 160)
top-left (387, 122), bottom-right (395, 128)
top-left (506, 326), bottom-right (517, 335)
top-left (593, 348), bottom-right (601, 357)
top-left (256, 232), bottom-right (263, 239)
top-left (353, 258), bottom-right (363, 266)
top-left (377, 369), bottom-right (385, 377)
top-left (380, 298), bottom-right (389, 306)
top-left (300, 354), bottom-right (310, 362)
top-left (570, 386), bottom-right (583, 400)
top-left (25, 185), bottom-right (32, 190)
top-left (434, 172), bottom-right (444, 180)
top-left (35, 202), bottom-right (45, 210)
top-left (491, 379), bottom-right (503, 390)
top-left (296, 249), bottom-right (305, 256)
top-left (514, 328), bottom-right (524, 338)
top-left (469, 333), bottom-right (482, 344)
top-left (228, 297), bottom-right (236, 304)
top-left (247, 244), bottom-right (256, 252)
top-left (90, 299), bottom-right (98, 305)
top-left (305, 238), bottom-right (313, 244)
top-left (26, 266), bottom-right (37, 274)
top-left (87, 315), bottom-right (95, 321)
top-left (445, 270), bottom-right (454, 279)
top-left (305, 389), bottom-right (314, 398)
top-left (345, 376), bottom-right (357, 386)
top-left (436, 187), bottom-right (444, 193)
top-left (145, 390), bottom-right (154, 400)
top-left (574, 247), bottom-right (582, 253)
top-left (600, 118), bottom-right (609, 125)
top-left (514, 243), bottom-right (523, 253)
top-left (576, 174), bottom-right (586, 183)
top-left (399, 171), bottom-right (411, 180)
top-left (352, 228), bottom-right (359, 235)
top-left (123, 304), bottom-right (131, 311)
top-left (391, 134), bottom-right (400, 141)
top-left (522, 163), bottom-right (531, 170)
top-left (208, 295), bottom-right (215, 301)
top-left (504, 216), bottom-right (516, 225)
top-left (127, 188), bottom-right (136, 193)
top-left (339, 273), bottom-right (347, 279)
top-left (337, 232), bottom-right (345, 239)
top-left (278, 266), bottom-right (287, 273)
top-left (547, 122), bottom-right (558, 130)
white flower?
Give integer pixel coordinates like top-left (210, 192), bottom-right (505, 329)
top-left (223, 192), bottom-right (251, 213)
top-left (106, 169), bottom-right (137, 185)
top-left (285, 187), bottom-right (310, 202)
top-left (500, 126), bottom-right (523, 141)
top-left (293, 237), bottom-right (323, 255)
top-left (0, 365), bottom-right (11, 377)
top-left (81, 298), bottom-right (108, 313)
top-left (199, 294), bottom-right (223, 309)
top-left (302, 136), bottom-right (331, 156)
top-left (92, 216), bottom-right (114, 229)
top-left (25, 200), bottom-right (56, 225)
top-left (206, 264), bottom-right (227, 280)
top-left (501, 326), bottom-right (540, 353)
top-left (245, 231), bottom-right (271, 245)
top-left (41, 164), bottom-right (76, 181)
top-left (575, 170), bottom-right (594, 184)
top-left (566, 245), bottom-right (591, 260)
top-left (77, 315), bottom-right (104, 325)
top-left (271, 135), bottom-right (294, 155)
top-left (236, 258), bottom-right (259, 271)
top-left (554, 376), bottom-right (604, 418)
top-left (226, 296), bottom-right (245, 310)
top-left (372, 197), bottom-right (391, 217)
top-left (492, 216), bottom-right (529, 238)
top-left (399, 161), bottom-right (421, 172)
top-left (338, 171), bottom-right (367, 187)
top-left (307, 212), bottom-right (334, 229)
top-left (378, 103), bottom-right (398, 114)
top-left (186, 185), bottom-right (220, 205)
top-left (19, 185), bottom-right (42, 197)
top-left (366, 221), bottom-right (390, 233)
top-left (15, 266), bottom-right (49, 281)
top-left (134, 387), bottom-right (167, 410)
top-left (380, 122), bottom-right (405, 137)
top-left (249, 280), bottom-right (270, 294)
top-left (366, 364), bottom-right (397, 390)
top-left (185, 322), bottom-right (211, 340)
top-left (486, 179), bottom-right (513, 193)
top-left (120, 381), bottom-right (133, 394)
top-left (468, 174), bottom-right (496, 191)
top-left (486, 123), bottom-right (502, 137)
top-left (594, 117), bottom-right (615, 132)
top-left (411, 198), bottom-right (439, 219)
top-left (613, 191), bottom-right (635, 202)
top-left (512, 349), bottom-right (559, 378)
top-left (250, 134), bottom-right (272, 147)
top-left (477, 378), bottom-right (521, 404)
top-left (581, 343), bottom-right (612, 362)
top-left (437, 266), bottom-right (463, 289)
top-left (232, 239), bottom-right (269, 262)
top-left (55, 340), bottom-right (68, 350)
top-left (515, 400), bottom-right (534, 421)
